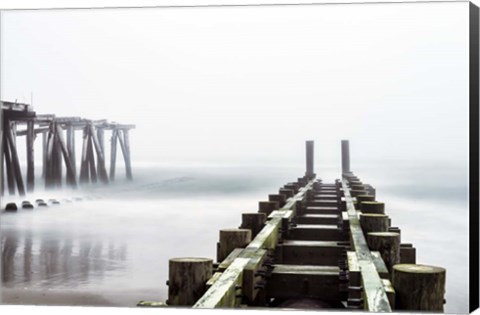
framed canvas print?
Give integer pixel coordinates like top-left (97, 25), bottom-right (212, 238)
top-left (0, 0), bottom-right (478, 314)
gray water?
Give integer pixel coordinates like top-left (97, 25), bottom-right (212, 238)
top-left (0, 162), bottom-right (469, 313)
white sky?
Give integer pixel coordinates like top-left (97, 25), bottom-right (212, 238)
top-left (1, 1), bottom-right (470, 167)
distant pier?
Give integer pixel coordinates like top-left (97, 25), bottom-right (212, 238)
top-left (139, 140), bottom-right (446, 312)
top-left (1, 101), bottom-right (135, 196)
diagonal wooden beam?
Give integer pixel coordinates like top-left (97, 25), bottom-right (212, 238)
top-left (5, 123), bottom-right (25, 196)
top-left (55, 124), bottom-right (77, 188)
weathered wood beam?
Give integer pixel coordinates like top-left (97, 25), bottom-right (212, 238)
top-left (278, 240), bottom-right (344, 266)
top-left (86, 133), bottom-right (97, 183)
top-left (117, 130), bottom-right (132, 180)
top-left (342, 178), bottom-right (392, 312)
top-left (193, 258), bottom-right (250, 308)
top-left (16, 127), bottom-right (50, 136)
top-left (26, 120), bottom-right (35, 192)
top-left (110, 129), bottom-right (118, 180)
top-left (89, 125), bottom-right (108, 183)
top-left (123, 129), bottom-right (133, 180)
top-left (3, 133), bottom-right (16, 195)
top-left (6, 123), bottom-right (25, 196)
top-left (66, 125), bottom-right (76, 178)
top-left (44, 127), bottom-right (55, 188)
top-left (79, 127), bottom-right (90, 184)
top-left (267, 264), bottom-right (341, 301)
top-left (55, 124), bottom-right (77, 188)
top-left (42, 132), bottom-right (47, 178)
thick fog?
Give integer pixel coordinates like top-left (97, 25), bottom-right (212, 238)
top-left (1, 2), bottom-right (469, 168)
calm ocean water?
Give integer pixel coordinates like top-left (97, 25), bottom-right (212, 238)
top-left (0, 162), bottom-right (469, 313)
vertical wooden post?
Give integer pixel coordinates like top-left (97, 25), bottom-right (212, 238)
top-left (367, 232), bottom-right (400, 273)
top-left (45, 127), bottom-right (55, 189)
top-left (42, 132), bottom-right (47, 179)
top-left (80, 126), bottom-right (90, 184)
top-left (341, 140), bottom-right (350, 175)
top-left (26, 120), bottom-right (35, 192)
top-left (168, 258), bottom-right (213, 306)
top-left (66, 124), bottom-right (76, 178)
top-left (305, 140), bottom-right (314, 179)
top-left (392, 264), bottom-right (446, 311)
top-left (54, 127), bottom-right (63, 188)
top-left (123, 129), bottom-right (133, 180)
top-left (361, 201), bottom-right (385, 214)
top-left (118, 129), bottom-right (133, 180)
top-left (217, 228), bottom-right (251, 262)
top-left (240, 213), bottom-right (266, 239)
top-left (258, 201), bottom-right (279, 216)
top-left (110, 129), bottom-right (117, 180)
top-left (359, 213), bottom-right (389, 235)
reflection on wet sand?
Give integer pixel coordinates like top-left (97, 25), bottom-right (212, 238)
top-left (1, 230), bottom-right (127, 289)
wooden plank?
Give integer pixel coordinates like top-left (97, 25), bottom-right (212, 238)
top-left (267, 264), bottom-right (340, 300)
top-left (193, 258), bottom-right (250, 308)
top-left (217, 248), bottom-right (244, 271)
top-left (342, 179), bottom-right (392, 312)
top-left (288, 224), bottom-right (341, 241)
top-left (280, 240), bottom-right (344, 265)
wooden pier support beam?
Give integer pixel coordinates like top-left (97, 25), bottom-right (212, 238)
top-left (392, 264), bottom-right (446, 311)
top-left (341, 140), bottom-right (350, 175)
top-left (367, 232), bottom-right (400, 273)
top-left (86, 134), bottom-right (98, 183)
top-left (6, 123), bottom-right (25, 196)
top-left (55, 124), bottom-right (77, 188)
top-left (79, 127), bottom-right (90, 184)
top-left (110, 129), bottom-right (118, 180)
top-left (26, 120), bottom-right (35, 192)
top-left (66, 125), bottom-right (76, 178)
top-left (305, 140), bottom-right (314, 179)
top-left (42, 132), bottom-right (47, 179)
top-left (168, 258), bottom-right (213, 306)
top-left (217, 228), bottom-right (251, 262)
top-left (90, 125), bottom-right (109, 184)
top-left (3, 133), bottom-right (16, 195)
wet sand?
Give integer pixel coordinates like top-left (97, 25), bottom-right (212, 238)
top-left (1, 287), bottom-right (160, 307)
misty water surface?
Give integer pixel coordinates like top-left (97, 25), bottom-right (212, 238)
top-left (0, 162), bottom-right (469, 313)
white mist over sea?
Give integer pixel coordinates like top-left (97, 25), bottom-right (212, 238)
top-left (0, 161), bottom-right (469, 313)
